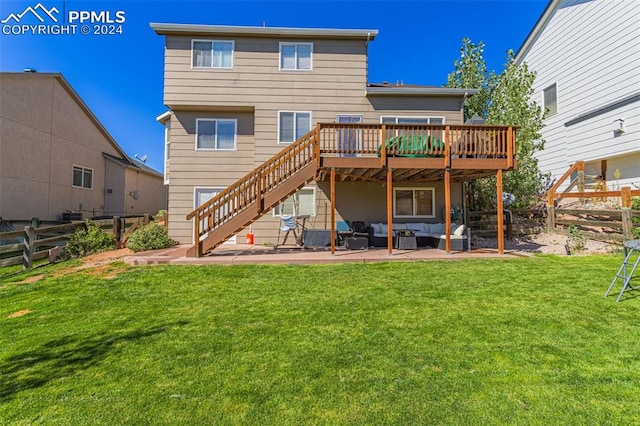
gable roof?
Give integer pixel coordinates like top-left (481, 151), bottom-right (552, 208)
top-left (514, 0), bottom-right (560, 64)
top-left (0, 72), bottom-right (162, 178)
top-left (150, 23), bottom-right (378, 40)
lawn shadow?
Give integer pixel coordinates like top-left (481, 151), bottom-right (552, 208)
top-left (0, 321), bottom-right (188, 401)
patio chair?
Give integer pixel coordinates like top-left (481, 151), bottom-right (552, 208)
top-left (336, 221), bottom-right (353, 245)
top-left (276, 215), bottom-right (299, 248)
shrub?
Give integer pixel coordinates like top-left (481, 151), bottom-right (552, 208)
top-left (126, 223), bottom-right (177, 253)
top-left (565, 225), bottom-right (586, 254)
top-left (65, 220), bottom-right (115, 258)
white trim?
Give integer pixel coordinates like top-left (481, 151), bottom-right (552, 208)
top-left (393, 187), bottom-right (436, 219)
top-left (195, 118), bottom-right (238, 151)
top-left (273, 186), bottom-right (317, 217)
top-left (151, 23), bottom-right (378, 40)
top-left (380, 116), bottom-right (446, 124)
top-left (191, 39), bottom-right (235, 69)
top-left (163, 121), bottom-right (171, 185)
top-left (277, 111), bottom-right (312, 144)
top-left (193, 187), bottom-right (236, 244)
top-left (155, 110), bottom-right (171, 123)
top-left (72, 164), bottom-right (93, 190)
top-left (279, 41), bottom-right (313, 71)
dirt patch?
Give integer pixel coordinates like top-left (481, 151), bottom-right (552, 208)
top-left (19, 275), bottom-right (44, 284)
top-left (473, 233), bottom-right (618, 255)
top-left (7, 309), bottom-right (31, 318)
top-left (82, 262), bottom-right (129, 279)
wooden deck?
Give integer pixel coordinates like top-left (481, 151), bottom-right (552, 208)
top-left (187, 123), bottom-right (517, 257)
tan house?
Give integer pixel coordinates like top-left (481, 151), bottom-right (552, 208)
top-left (0, 72), bottom-right (167, 221)
top-left (151, 24), bottom-right (516, 256)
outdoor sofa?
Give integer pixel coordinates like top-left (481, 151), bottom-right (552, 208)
top-left (368, 222), bottom-right (470, 251)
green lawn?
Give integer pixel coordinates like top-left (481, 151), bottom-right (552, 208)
top-left (1, 255), bottom-right (639, 424)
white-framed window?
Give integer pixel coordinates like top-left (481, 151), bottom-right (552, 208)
top-left (543, 83), bottom-right (558, 116)
top-left (380, 116), bottom-right (445, 125)
top-left (72, 165), bottom-right (93, 189)
top-left (192, 39), bottom-right (234, 69)
top-left (393, 187), bottom-right (435, 218)
top-left (279, 42), bottom-right (313, 71)
top-left (273, 187), bottom-right (316, 217)
top-left (194, 187), bottom-right (236, 243)
top-left (278, 111), bottom-right (311, 143)
top-left (164, 120), bottom-right (171, 184)
top-left (196, 118), bottom-right (237, 151)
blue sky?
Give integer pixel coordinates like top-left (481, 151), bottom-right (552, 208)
top-left (0, 0), bottom-right (548, 173)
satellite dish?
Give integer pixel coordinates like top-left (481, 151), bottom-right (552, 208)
top-left (134, 154), bottom-right (148, 164)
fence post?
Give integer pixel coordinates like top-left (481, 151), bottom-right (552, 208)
top-left (546, 192), bottom-right (555, 233)
top-left (621, 187), bottom-right (633, 241)
top-left (143, 214), bottom-right (150, 226)
top-left (23, 226), bottom-right (35, 269)
top-left (113, 216), bottom-right (121, 249)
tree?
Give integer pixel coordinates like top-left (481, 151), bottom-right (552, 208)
top-left (446, 41), bottom-right (547, 209)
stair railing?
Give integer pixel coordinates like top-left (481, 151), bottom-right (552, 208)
top-left (186, 127), bottom-right (319, 243)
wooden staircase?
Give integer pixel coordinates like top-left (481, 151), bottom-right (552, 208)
top-left (186, 129), bottom-right (319, 257)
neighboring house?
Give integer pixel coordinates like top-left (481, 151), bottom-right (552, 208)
top-left (514, 0), bottom-right (640, 190)
top-left (152, 23), bottom-right (516, 255)
top-left (0, 72), bottom-right (167, 221)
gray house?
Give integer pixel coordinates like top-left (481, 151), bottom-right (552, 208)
top-left (0, 72), bottom-right (167, 221)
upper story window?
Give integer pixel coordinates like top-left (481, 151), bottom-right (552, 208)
top-left (543, 83), bottom-right (558, 116)
top-left (381, 116), bottom-right (445, 125)
top-left (192, 40), bottom-right (234, 69)
top-left (72, 165), bottom-right (93, 189)
top-left (278, 111), bottom-right (311, 144)
top-left (196, 118), bottom-right (237, 151)
top-left (279, 42), bottom-right (312, 71)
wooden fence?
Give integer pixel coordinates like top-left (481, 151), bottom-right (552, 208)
top-left (0, 215), bottom-right (151, 269)
top-left (468, 209), bottom-right (547, 240)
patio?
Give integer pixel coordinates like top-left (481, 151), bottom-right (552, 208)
top-left (124, 243), bottom-right (525, 266)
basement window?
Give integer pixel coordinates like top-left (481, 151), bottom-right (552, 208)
top-left (274, 187), bottom-right (316, 217)
top-left (394, 187), bottom-right (435, 218)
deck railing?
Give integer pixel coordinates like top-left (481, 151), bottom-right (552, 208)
top-left (317, 123), bottom-right (515, 159)
top-left (186, 122), bottom-right (516, 253)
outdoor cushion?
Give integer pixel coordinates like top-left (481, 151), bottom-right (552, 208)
top-left (372, 223), bottom-right (384, 234)
top-left (392, 223), bottom-right (407, 231)
top-left (429, 223), bottom-right (445, 234)
top-left (406, 223), bottom-right (426, 232)
top-left (454, 224), bottom-right (466, 236)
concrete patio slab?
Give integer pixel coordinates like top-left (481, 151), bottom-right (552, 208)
top-left (124, 243), bottom-right (527, 266)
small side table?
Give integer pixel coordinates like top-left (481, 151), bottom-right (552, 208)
top-left (395, 230), bottom-right (417, 250)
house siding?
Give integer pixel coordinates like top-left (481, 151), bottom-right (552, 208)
top-left (518, 0), bottom-right (640, 188)
top-left (0, 73), bottom-right (167, 221)
top-left (160, 31), bottom-right (466, 244)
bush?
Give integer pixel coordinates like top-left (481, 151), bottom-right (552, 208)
top-left (65, 220), bottom-right (115, 258)
top-left (565, 225), bottom-right (586, 254)
top-left (126, 223), bottom-right (177, 253)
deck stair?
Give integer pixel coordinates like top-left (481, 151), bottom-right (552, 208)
top-left (186, 129), bottom-right (319, 257)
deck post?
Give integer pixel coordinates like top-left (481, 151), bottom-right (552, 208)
top-left (445, 167), bottom-right (451, 254)
top-left (496, 169), bottom-right (505, 254)
top-left (380, 124), bottom-right (387, 167)
top-left (621, 186), bottom-right (633, 241)
top-left (387, 168), bottom-right (393, 256)
top-left (330, 168), bottom-right (336, 255)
